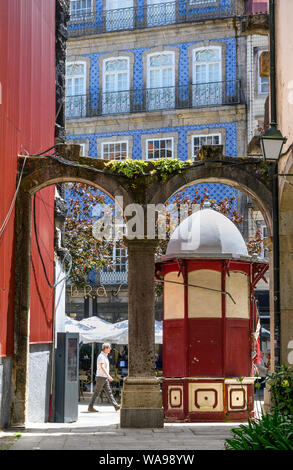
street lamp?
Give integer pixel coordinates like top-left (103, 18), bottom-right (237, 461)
top-left (260, 124), bottom-right (287, 369)
top-left (260, 124), bottom-right (287, 162)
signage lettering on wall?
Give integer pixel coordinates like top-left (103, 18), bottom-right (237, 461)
top-left (70, 284), bottom-right (123, 298)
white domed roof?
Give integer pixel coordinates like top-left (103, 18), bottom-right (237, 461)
top-left (164, 207), bottom-right (249, 260)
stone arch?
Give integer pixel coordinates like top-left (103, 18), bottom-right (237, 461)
top-left (147, 163), bottom-right (273, 234)
top-left (147, 162), bottom-right (276, 371)
top-left (21, 158), bottom-right (135, 208)
top-left (12, 153), bottom-right (135, 425)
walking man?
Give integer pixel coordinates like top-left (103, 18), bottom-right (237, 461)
top-left (88, 343), bottom-right (120, 412)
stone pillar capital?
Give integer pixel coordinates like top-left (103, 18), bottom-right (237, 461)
top-left (123, 237), bottom-right (159, 248)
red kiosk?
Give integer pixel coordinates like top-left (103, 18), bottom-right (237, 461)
top-left (156, 206), bottom-right (268, 422)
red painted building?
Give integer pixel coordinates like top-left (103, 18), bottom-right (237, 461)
top-left (0, 0), bottom-right (56, 426)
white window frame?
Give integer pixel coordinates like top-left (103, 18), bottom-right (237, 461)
top-left (147, 51), bottom-right (175, 90)
top-left (192, 46), bottom-right (222, 107)
top-left (192, 46), bottom-right (222, 85)
top-left (103, 56), bottom-right (130, 93)
top-left (191, 133), bottom-right (221, 160)
top-left (79, 143), bottom-right (86, 156)
top-left (258, 51), bottom-right (269, 95)
top-left (101, 141), bottom-right (129, 160)
top-left (66, 61), bottom-right (87, 96)
top-left (102, 57), bottom-right (130, 114)
top-left (70, 0), bottom-right (93, 19)
top-left (66, 61), bottom-right (87, 118)
top-left (103, 242), bottom-right (128, 273)
top-left (146, 51), bottom-right (175, 111)
top-left (145, 137), bottom-right (174, 160)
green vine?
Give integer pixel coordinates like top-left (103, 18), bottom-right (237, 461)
top-left (105, 159), bottom-right (149, 178)
top-left (105, 158), bottom-right (193, 180)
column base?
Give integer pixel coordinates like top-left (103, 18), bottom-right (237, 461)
top-left (120, 377), bottom-right (164, 428)
top-left (121, 408), bottom-right (164, 428)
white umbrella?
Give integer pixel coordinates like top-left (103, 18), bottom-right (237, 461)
top-left (107, 319), bottom-right (163, 345)
top-left (65, 316), bottom-right (163, 345)
top-left (80, 316), bottom-right (112, 329)
top-left (64, 316), bottom-right (99, 343)
top-left (79, 316), bottom-right (122, 343)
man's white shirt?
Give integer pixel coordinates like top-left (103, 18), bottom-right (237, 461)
top-left (96, 351), bottom-right (109, 378)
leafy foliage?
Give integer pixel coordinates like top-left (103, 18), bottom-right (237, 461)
top-left (266, 365), bottom-right (293, 417)
top-left (225, 412), bottom-right (293, 450)
top-left (105, 159), bottom-right (149, 178)
top-left (246, 227), bottom-right (264, 256)
top-left (64, 183), bottom-right (116, 288)
top-left (105, 157), bottom-right (193, 180)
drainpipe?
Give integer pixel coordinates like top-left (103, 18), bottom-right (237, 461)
top-left (248, 35), bottom-right (253, 141)
top-left (269, 0), bottom-right (281, 369)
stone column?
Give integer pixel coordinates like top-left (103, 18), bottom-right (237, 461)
top-left (120, 239), bottom-right (164, 428)
top-left (11, 190), bottom-right (32, 425)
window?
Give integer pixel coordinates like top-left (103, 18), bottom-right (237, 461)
top-left (146, 138), bottom-right (173, 159)
top-left (66, 62), bottom-right (86, 118)
top-left (258, 51), bottom-right (269, 94)
top-left (102, 141), bottom-right (128, 160)
top-left (103, 244), bottom-right (128, 273)
top-left (147, 0), bottom-right (175, 26)
top-left (102, 57), bottom-right (130, 114)
top-left (192, 134), bottom-right (221, 159)
top-left (106, 0), bottom-right (134, 31)
top-left (192, 47), bottom-right (222, 106)
top-left (101, 240), bottom-right (128, 284)
top-left (147, 52), bottom-right (175, 111)
top-left (70, 0), bottom-right (93, 19)
top-left (111, 245), bottom-right (127, 273)
top-left (259, 76), bottom-right (269, 94)
top-left (79, 143), bottom-right (86, 156)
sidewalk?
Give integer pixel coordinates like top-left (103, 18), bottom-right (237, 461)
top-left (1, 398), bottom-right (264, 451)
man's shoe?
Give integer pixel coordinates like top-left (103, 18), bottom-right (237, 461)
top-left (88, 407), bottom-right (99, 412)
top-left (115, 405), bottom-right (120, 412)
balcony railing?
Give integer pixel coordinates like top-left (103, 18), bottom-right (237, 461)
top-left (68, 1), bottom-right (238, 37)
top-left (65, 80), bottom-right (242, 119)
top-left (99, 271), bottom-right (128, 285)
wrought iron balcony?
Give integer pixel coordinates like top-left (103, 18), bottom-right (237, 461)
top-left (68, 1), bottom-right (238, 37)
top-left (99, 270), bottom-right (128, 285)
top-left (65, 80), bottom-right (242, 119)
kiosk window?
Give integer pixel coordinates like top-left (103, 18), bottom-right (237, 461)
top-left (67, 338), bottom-right (78, 382)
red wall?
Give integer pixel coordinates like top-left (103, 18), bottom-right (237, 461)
top-left (0, 0), bottom-right (56, 355)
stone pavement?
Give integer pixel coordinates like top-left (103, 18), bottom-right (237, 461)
top-left (1, 398), bottom-right (263, 451)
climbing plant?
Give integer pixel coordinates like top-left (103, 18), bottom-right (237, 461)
top-left (105, 157), bottom-right (193, 180)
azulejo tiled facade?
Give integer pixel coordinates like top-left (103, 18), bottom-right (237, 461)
top-left (66, 0), bottom-right (249, 207)
top-left (68, 0), bottom-right (237, 36)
